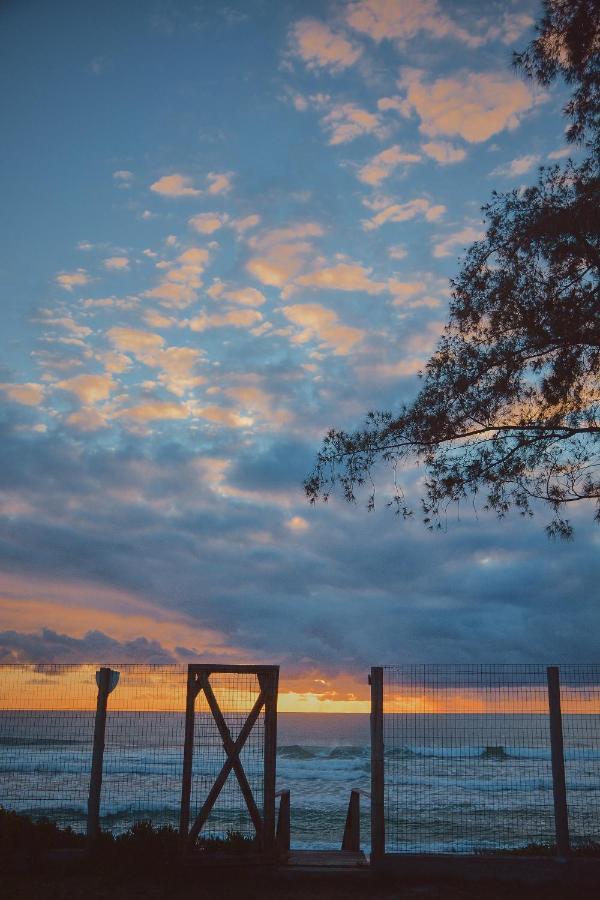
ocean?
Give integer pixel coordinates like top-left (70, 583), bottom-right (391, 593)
top-left (1, 711), bottom-right (599, 851)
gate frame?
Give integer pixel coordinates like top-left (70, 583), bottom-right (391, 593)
top-left (179, 664), bottom-right (278, 856)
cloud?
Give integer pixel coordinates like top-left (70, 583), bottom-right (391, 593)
top-left (421, 141), bottom-right (466, 164)
top-left (188, 309), bottom-right (263, 332)
top-left (115, 401), bottom-right (190, 423)
top-left (231, 214), bottom-right (261, 233)
top-left (362, 196), bottom-right (446, 231)
top-left (188, 212), bottom-right (229, 234)
top-left (290, 18), bottom-right (362, 71)
top-left (346, 0), bottom-right (484, 47)
top-left (207, 282), bottom-right (266, 306)
top-left (37, 315), bottom-right (92, 338)
top-left (104, 256), bottom-right (129, 270)
top-left (287, 515), bottom-right (309, 532)
top-left (399, 69), bottom-right (537, 143)
top-left (108, 326), bottom-right (165, 355)
top-left (357, 144), bottom-right (422, 185)
top-left (322, 103), bottom-right (387, 145)
top-left (144, 246), bottom-right (210, 308)
top-left (295, 262), bottom-right (386, 294)
top-left (547, 147), bottom-right (571, 160)
top-left (432, 225), bottom-right (485, 258)
top-left (0, 627), bottom-right (177, 664)
top-left (0, 383), bottom-right (45, 406)
top-left (55, 269), bottom-right (90, 291)
top-left (55, 374), bottom-right (116, 405)
top-left (150, 174), bottom-right (201, 197)
top-left (206, 171), bottom-right (234, 195)
top-left (345, 1), bottom-right (533, 49)
top-left (65, 407), bottom-right (108, 432)
top-left (491, 153), bottom-right (541, 177)
top-left (107, 327), bottom-right (204, 396)
top-left (197, 405), bottom-right (253, 428)
top-left (113, 170), bottom-right (133, 182)
top-left (246, 222), bottom-right (324, 289)
top-left (281, 303), bottom-right (363, 355)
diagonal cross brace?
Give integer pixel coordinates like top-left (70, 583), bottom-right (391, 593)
top-left (186, 678), bottom-right (266, 848)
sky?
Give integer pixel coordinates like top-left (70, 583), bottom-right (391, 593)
top-left (0, 0), bottom-right (597, 711)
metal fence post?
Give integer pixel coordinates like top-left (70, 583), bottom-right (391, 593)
top-left (547, 665), bottom-right (570, 858)
top-left (370, 666), bottom-right (385, 863)
top-left (87, 667), bottom-right (119, 841)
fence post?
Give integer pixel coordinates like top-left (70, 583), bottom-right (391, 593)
top-left (179, 666), bottom-right (200, 839)
top-left (87, 667), bottom-right (119, 841)
top-left (261, 668), bottom-right (279, 855)
top-left (547, 665), bottom-right (570, 859)
top-left (370, 666), bottom-right (384, 863)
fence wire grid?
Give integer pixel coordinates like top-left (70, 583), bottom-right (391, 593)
top-left (0, 664), bottom-right (267, 839)
top-left (190, 671), bottom-right (265, 839)
top-left (381, 664), bottom-right (600, 854)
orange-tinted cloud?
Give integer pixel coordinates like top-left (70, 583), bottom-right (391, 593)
top-left (290, 18), bottom-right (362, 71)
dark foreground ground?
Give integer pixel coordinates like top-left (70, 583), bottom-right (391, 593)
top-left (2, 870), bottom-right (595, 900)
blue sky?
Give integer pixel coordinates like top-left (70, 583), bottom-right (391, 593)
top-left (0, 0), bottom-right (596, 707)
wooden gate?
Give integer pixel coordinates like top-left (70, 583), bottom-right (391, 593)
top-left (179, 664), bottom-right (278, 856)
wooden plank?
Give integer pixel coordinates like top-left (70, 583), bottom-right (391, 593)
top-left (87, 667), bottom-right (114, 841)
top-left (341, 789), bottom-right (360, 852)
top-left (276, 790), bottom-right (290, 855)
top-left (287, 850), bottom-right (368, 869)
top-left (186, 684), bottom-right (266, 847)
top-left (260, 669), bottom-right (278, 853)
top-left (188, 664), bottom-right (279, 675)
top-left (370, 667), bottom-right (385, 862)
top-left (179, 667), bottom-right (201, 838)
top-left (547, 666), bottom-right (571, 858)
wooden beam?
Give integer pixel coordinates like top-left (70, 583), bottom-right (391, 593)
top-left (186, 683), bottom-right (266, 847)
top-left (87, 667), bottom-right (118, 841)
top-left (370, 667), bottom-right (385, 863)
top-left (547, 666), bottom-right (571, 859)
top-left (276, 790), bottom-right (290, 856)
top-left (342, 789), bottom-right (360, 852)
top-left (179, 667), bottom-right (201, 839)
top-left (260, 669), bottom-right (278, 854)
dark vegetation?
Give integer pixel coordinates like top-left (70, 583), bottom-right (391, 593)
top-left (307, 0), bottom-right (600, 538)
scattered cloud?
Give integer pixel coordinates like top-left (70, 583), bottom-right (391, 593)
top-left (346, 0), bottom-right (484, 48)
top-left (421, 140), bottom-right (466, 164)
top-left (189, 309), bottom-right (263, 332)
top-left (432, 224), bottom-right (485, 258)
top-left (188, 212), bottom-right (229, 234)
top-left (115, 401), bottom-right (190, 423)
top-left (208, 282), bottom-right (266, 306)
top-left (491, 154), bottom-right (541, 177)
top-left (150, 174), bottom-right (201, 197)
top-left (295, 262), bottom-right (386, 294)
top-left (399, 69), bottom-right (537, 143)
top-left (281, 303), bottom-right (363, 355)
top-left (547, 147), bottom-right (571, 160)
top-left (55, 374), bottom-right (116, 405)
top-left (104, 256), bottom-right (129, 270)
top-left (357, 144), bottom-right (421, 185)
top-left (206, 171), bottom-right (234, 195)
top-left (246, 222), bottom-right (324, 289)
top-left (0, 383), bottom-right (45, 406)
top-left (290, 18), bottom-right (362, 71)
top-left (362, 196), bottom-right (446, 231)
top-left (113, 170), bottom-right (133, 182)
top-left (55, 269), bottom-right (90, 291)
top-left (322, 102), bottom-right (387, 145)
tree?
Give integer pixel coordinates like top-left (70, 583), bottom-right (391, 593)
top-left (306, 0), bottom-right (600, 538)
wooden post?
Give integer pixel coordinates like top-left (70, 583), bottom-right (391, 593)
top-left (370, 667), bottom-right (385, 863)
top-left (179, 666), bottom-right (200, 839)
top-left (87, 667), bottom-right (119, 841)
top-left (261, 668), bottom-right (279, 854)
top-left (547, 666), bottom-right (570, 859)
top-left (342, 789), bottom-right (360, 852)
top-left (276, 790), bottom-right (290, 856)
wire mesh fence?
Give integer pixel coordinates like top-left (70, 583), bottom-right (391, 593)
top-left (558, 664), bottom-right (600, 849)
top-left (380, 664), bottom-right (600, 855)
top-left (0, 663), bottom-right (270, 840)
